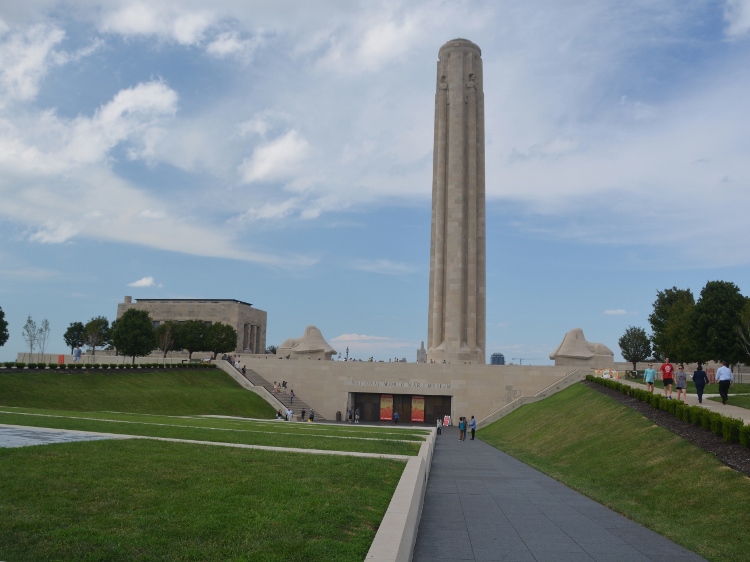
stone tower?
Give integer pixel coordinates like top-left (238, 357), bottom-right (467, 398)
top-left (427, 39), bottom-right (486, 365)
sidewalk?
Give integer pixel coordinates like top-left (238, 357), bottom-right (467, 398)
top-left (412, 426), bottom-right (704, 561)
top-left (617, 378), bottom-right (750, 424)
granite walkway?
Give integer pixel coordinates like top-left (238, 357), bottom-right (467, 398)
top-left (413, 426), bottom-right (705, 562)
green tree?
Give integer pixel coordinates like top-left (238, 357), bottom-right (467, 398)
top-left (737, 301), bottom-right (750, 362)
top-left (648, 287), bottom-right (695, 360)
top-left (84, 316), bottom-right (111, 356)
top-left (177, 319), bottom-right (209, 359)
top-left (112, 310), bottom-right (156, 364)
top-left (207, 322), bottom-right (238, 359)
top-left (661, 298), bottom-right (700, 364)
top-left (155, 321), bottom-right (179, 359)
top-left (0, 307), bottom-right (8, 349)
top-left (265, 345), bottom-right (277, 355)
top-left (691, 280), bottom-right (748, 366)
top-left (618, 326), bottom-right (652, 371)
top-left (21, 316), bottom-right (38, 361)
top-left (63, 322), bottom-right (85, 353)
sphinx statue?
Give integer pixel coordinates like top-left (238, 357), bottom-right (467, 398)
top-left (549, 328), bottom-right (614, 368)
top-left (276, 325), bottom-right (337, 360)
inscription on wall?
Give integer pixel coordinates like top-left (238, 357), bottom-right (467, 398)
top-left (348, 381), bottom-right (452, 389)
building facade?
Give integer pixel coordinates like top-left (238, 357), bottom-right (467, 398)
top-left (117, 296), bottom-right (266, 354)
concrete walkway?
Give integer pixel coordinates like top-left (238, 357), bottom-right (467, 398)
top-left (618, 378), bottom-right (750, 423)
top-left (413, 427), bottom-right (705, 562)
top-left (0, 425), bottom-right (130, 448)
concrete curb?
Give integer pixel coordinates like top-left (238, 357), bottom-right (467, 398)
top-left (366, 427), bottom-right (436, 562)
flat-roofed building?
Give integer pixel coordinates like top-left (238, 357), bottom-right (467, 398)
top-left (117, 296), bottom-right (266, 354)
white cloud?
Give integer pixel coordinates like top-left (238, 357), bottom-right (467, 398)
top-left (206, 31), bottom-right (262, 60)
top-left (128, 276), bottom-right (155, 287)
top-left (725, 0), bottom-right (750, 37)
top-left (98, 3), bottom-right (214, 45)
top-left (603, 309), bottom-right (628, 316)
top-left (353, 259), bottom-right (417, 275)
top-left (332, 333), bottom-right (393, 343)
top-left (239, 130), bottom-right (310, 184)
top-left (0, 24), bottom-right (65, 103)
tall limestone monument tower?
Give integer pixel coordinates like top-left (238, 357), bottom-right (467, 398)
top-left (427, 38), bottom-right (486, 365)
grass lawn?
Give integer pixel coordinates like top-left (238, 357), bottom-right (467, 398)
top-left (708, 394), bottom-right (750, 409)
top-left (0, 370), bottom-right (276, 418)
top-left (480, 383), bottom-right (750, 562)
top-left (0, 439), bottom-right (404, 561)
top-left (0, 407), bottom-right (423, 455)
top-left (630, 379), bottom-right (750, 394)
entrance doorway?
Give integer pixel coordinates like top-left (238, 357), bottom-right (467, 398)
top-left (352, 393), bottom-right (451, 424)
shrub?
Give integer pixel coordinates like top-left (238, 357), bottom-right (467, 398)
top-left (649, 393), bottom-right (661, 409)
top-left (689, 406), bottom-right (703, 426)
top-left (701, 410), bottom-right (713, 430)
top-left (92, 363), bottom-right (100, 369)
top-left (110, 364), bottom-right (118, 369)
top-left (666, 399), bottom-right (677, 415)
top-left (47, 363), bottom-right (58, 370)
top-left (118, 364), bottom-right (126, 369)
top-left (709, 413), bottom-right (723, 437)
top-left (26, 363), bottom-right (38, 369)
top-left (15, 362), bottom-right (26, 369)
top-left (100, 363), bottom-right (109, 370)
top-left (722, 418), bottom-right (743, 443)
top-left (75, 364), bottom-right (83, 370)
top-left (675, 403), bottom-right (686, 421)
top-left (740, 425), bottom-right (750, 448)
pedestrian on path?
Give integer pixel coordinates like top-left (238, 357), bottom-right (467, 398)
top-left (309, 409), bottom-right (315, 422)
top-left (301, 408), bottom-right (306, 421)
top-left (692, 365), bottom-right (709, 403)
top-left (660, 358), bottom-right (675, 399)
top-left (393, 411), bottom-right (399, 424)
top-left (347, 408), bottom-right (353, 423)
top-left (458, 417), bottom-right (466, 441)
top-left (675, 364), bottom-right (688, 402)
top-left (436, 416), bottom-right (442, 435)
top-left (355, 408), bottom-right (360, 423)
top-left (644, 363), bottom-right (656, 393)
top-left (290, 390), bottom-right (294, 404)
top-left (717, 360), bottom-right (734, 405)
top-left (469, 416), bottom-right (476, 440)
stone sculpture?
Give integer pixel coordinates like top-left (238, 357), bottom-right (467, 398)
top-left (276, 326), bottom-right (337, 360)
top-left (549, 328), bottom-right (614, 368)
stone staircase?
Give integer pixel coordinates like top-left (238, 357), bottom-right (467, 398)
top-left (242, 368), bottom-right (326, 421)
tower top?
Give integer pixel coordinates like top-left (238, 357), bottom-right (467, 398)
top-left (439, 38), bottom-right (481, 56)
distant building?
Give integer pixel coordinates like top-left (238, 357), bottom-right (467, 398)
top-left (490, 353), bottom-right (505, 365)
top-left (417, 341), bottom-right (427, 363)
top-left (117, 296), bottom-right (266, 354)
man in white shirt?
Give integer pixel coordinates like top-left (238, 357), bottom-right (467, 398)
top-left (716, 360), bottom-right (734, 405)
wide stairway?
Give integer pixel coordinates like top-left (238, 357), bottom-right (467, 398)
top-left (242, 368), bottom-right (326, 421)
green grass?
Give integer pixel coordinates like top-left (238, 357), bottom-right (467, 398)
top-left (0, 407), bottom-right (423, 455)
top-left (0, 370), bottom-right (277, 417)
top-left (708, 394), bottom-right (750, 409)
top-left (480, 383), bottom-right (750, 562)
top-left (631, 379), bottom-right (750, 394)
top-left (0, 439), bottom-right (404, 561)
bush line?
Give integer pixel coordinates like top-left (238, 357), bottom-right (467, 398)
top-left (1, 362), bottom-right (217, 371)
top-left (585, 374), bottom-right (750, 447)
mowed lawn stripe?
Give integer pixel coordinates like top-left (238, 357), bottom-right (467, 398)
top-left (0, 438), bottom-right (405, 561)
top-left (0, 412), bottom-right (420, 456)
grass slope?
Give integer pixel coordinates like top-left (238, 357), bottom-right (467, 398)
top-left (0, 439), bottom-right (404, 561)
top-left (480, 383), bottom-right (750, 562)
top-left (0, 370), bottom-right (276, 418)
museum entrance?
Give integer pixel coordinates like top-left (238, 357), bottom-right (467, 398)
top-left (351, 393), bottom-right (452, 424)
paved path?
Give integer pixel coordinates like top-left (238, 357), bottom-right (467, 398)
top-left (618, 378), bottom-right (750, 423)
top-left (413, 426), bottom-right (705, 562)
top-left (0, 425), bottom-right (129, 448)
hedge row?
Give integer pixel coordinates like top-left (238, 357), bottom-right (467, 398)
top-left (2, 362), bottom-right (217, 370)
top-left (586, 374), bottom-right (749, 447)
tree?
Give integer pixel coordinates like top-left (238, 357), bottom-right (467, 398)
top-left (737, 300), bottom-right (750, 362)
top-left (112, 309), bottom-right (156, 364)
top-left (691, 280), bottom-right (748, 366)
top-left (661, 298), bottom-right (700, 364)
top-left (0, 307), bottom-right (8, 349)
top-left (177, 319), bottom-right (209, 359)
top-left (648, 287), bottom-right (695, 360)
top-left (63, 322), bottom-right (85, 353)
top-left (37, 319), bottom-right (50, 361)
top-left (207, 322), bottom-right (238, 359)
top-left (155, 321), bottom-right (178, 359)
top-left (618, 326), bottom-right (652, 371)
top-left (265, 345), bottom-right (278, 355)
top-left (84, 316), bottom-right (111, 356)
top-left (22, 316), bottom-right (38, 361)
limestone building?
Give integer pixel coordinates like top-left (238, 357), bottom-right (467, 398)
top-left (117, 296), bottom-right (266, 354)
top-left (427, 38), bottom-right (486, 365)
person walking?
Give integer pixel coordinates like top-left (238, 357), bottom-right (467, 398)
top-left (675, 364), bottom-right (688, 402)
top-left (290, 390), bottom-right (294, 404)
top-left (73, 346), bottom-right (82, 363)
top-left (436, 416), bottom-right (442, 435)
top-left (458, 417), bottom-right (466, 441)
top-left (393, 411), bottom-right (399, 424)
top-left (301, 408), bottom-right (306, 421)
top-left (716, 360), bottom-right (734, 405)
top-left (644, 363), bottom-right (656, 393)
top-left (692, 365), bottom-right (709, 403)
top-left (309, 409), bottom-right (315, 422)
top-left (354, 408), bottom-right (360, 423)
top-left (660, 358), bottom-right (675, 399)
top-left (347, 408), bottom-right (353, 423)
top-left (469, 415), bottom-right (476, 440)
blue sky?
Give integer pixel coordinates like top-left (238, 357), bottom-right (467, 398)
top-left (1, 0), bottom-right (749, 363)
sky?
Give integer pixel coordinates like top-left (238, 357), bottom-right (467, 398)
top-left (1, 0), bottom-right (749, 364)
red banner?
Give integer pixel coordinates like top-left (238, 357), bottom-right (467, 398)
top-left (411, 396), bottom-right (425, 422)
top-left (380, 395), bottom-right (393, 421)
